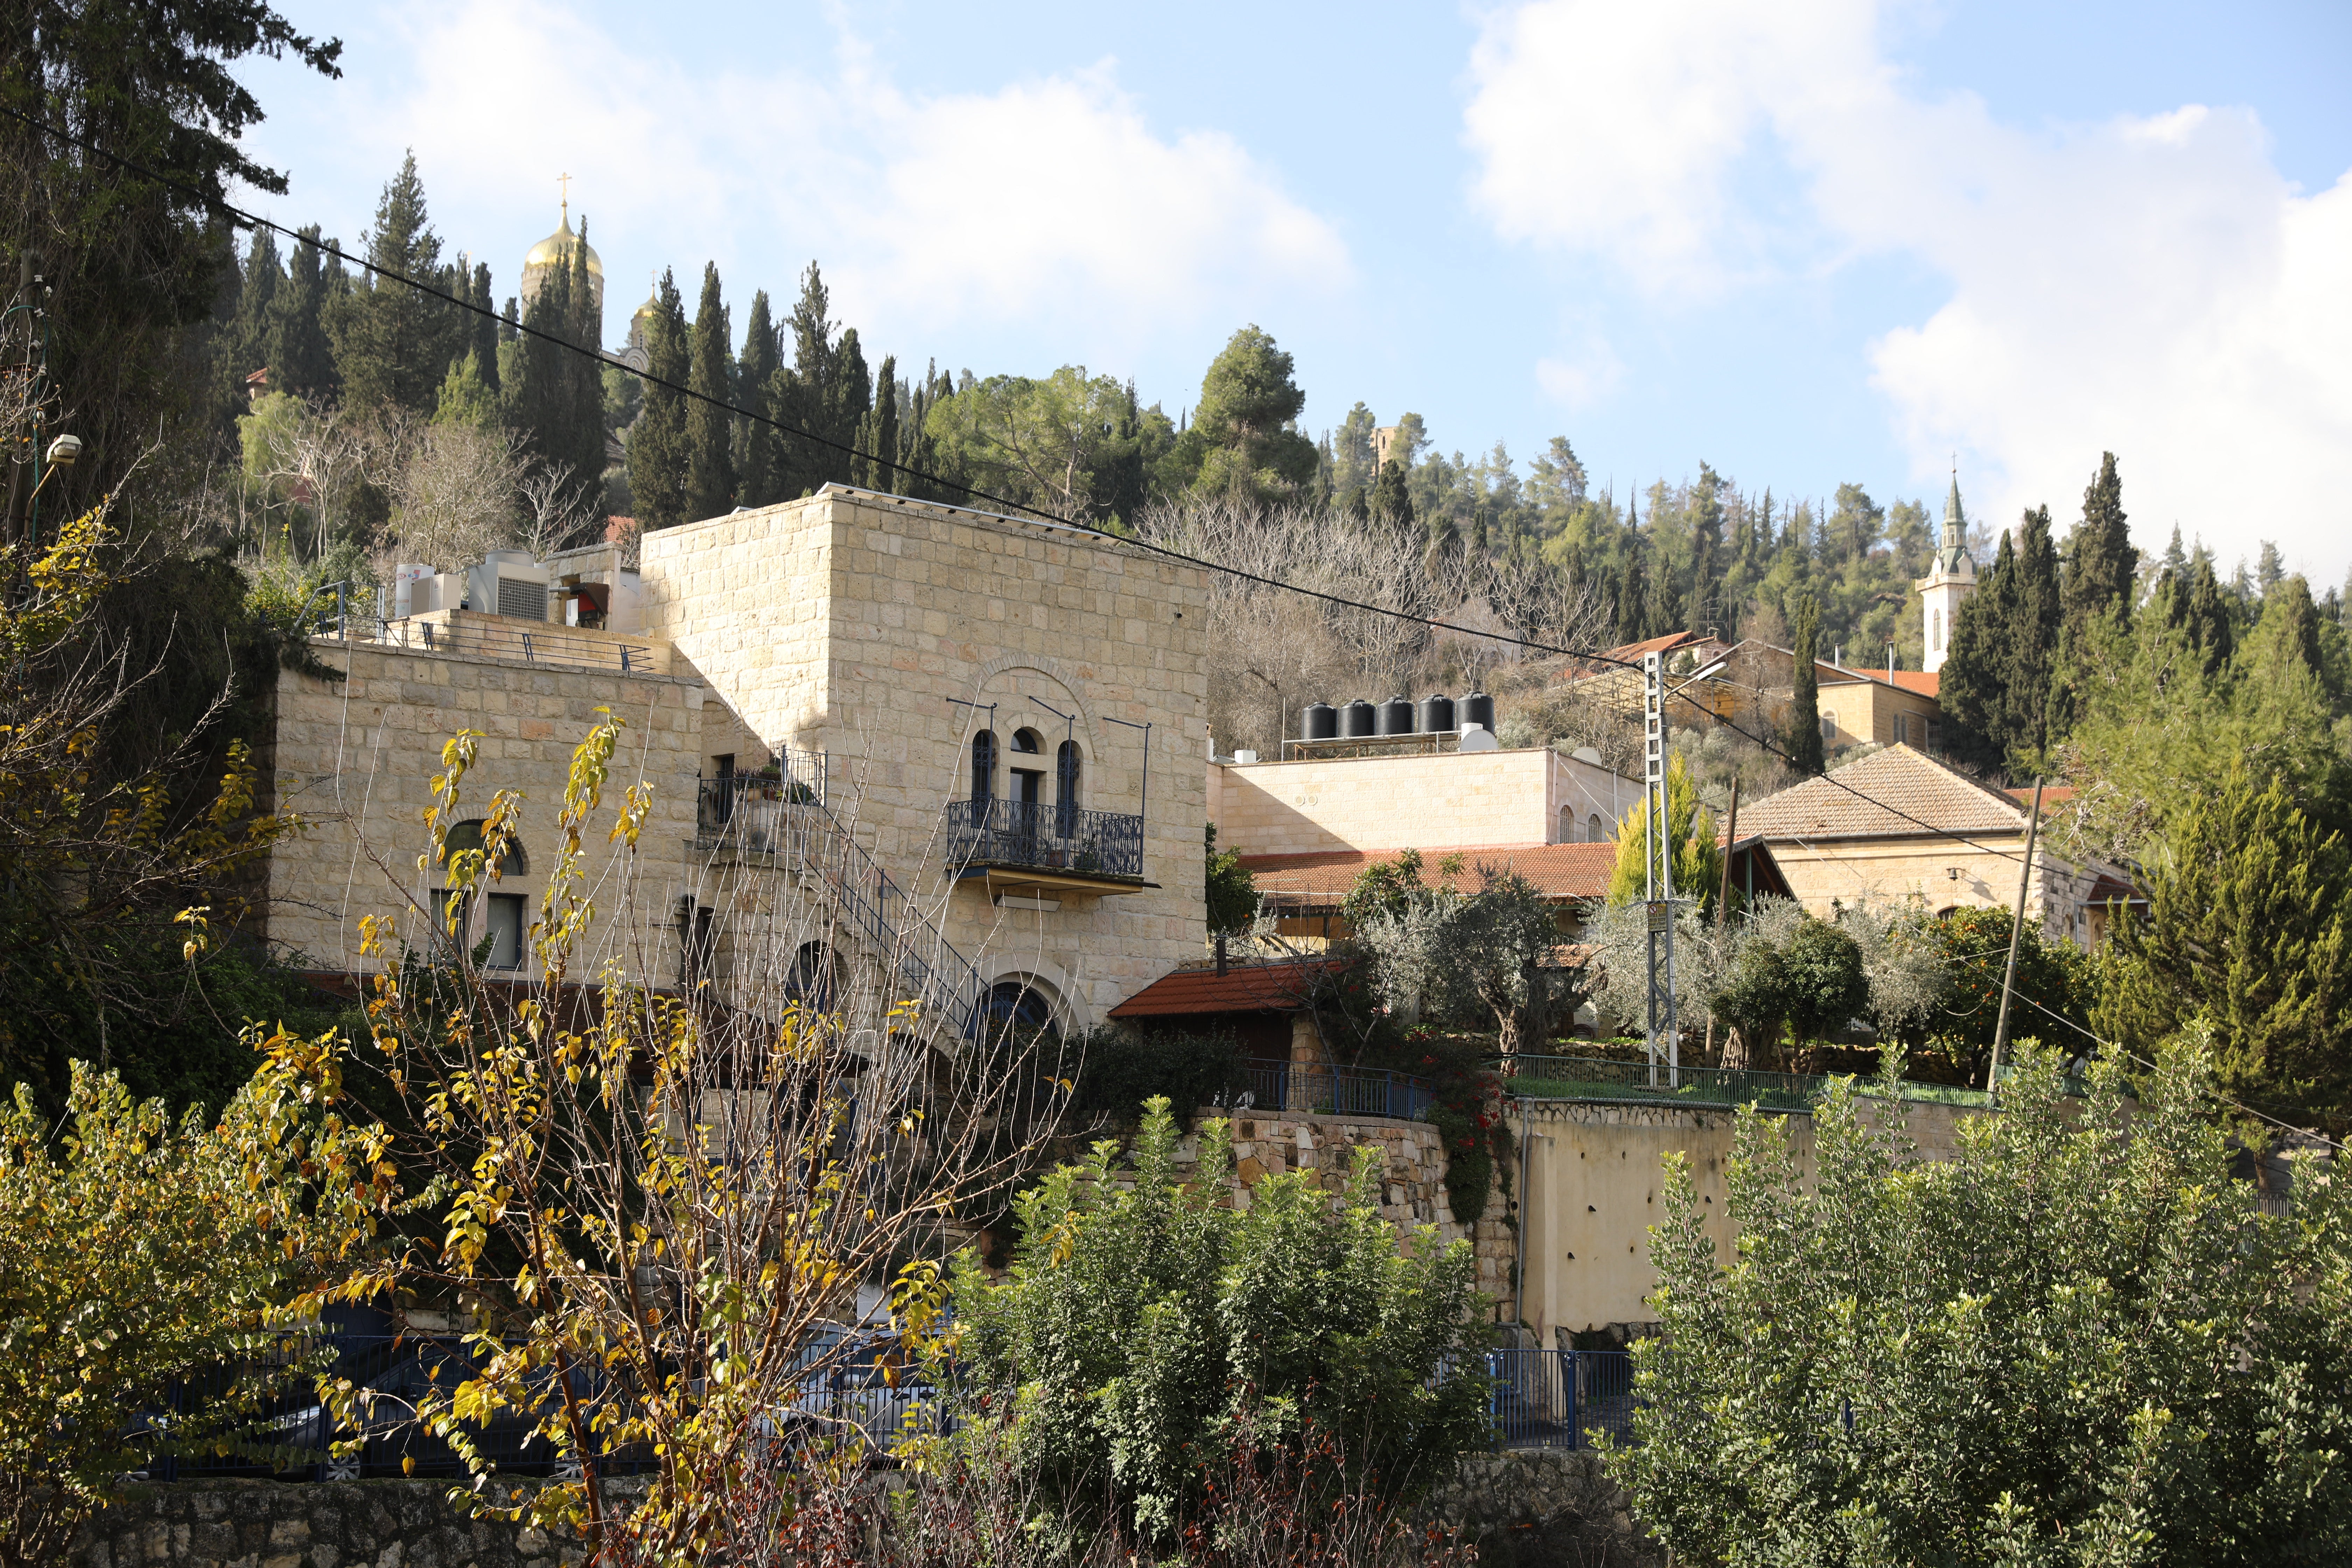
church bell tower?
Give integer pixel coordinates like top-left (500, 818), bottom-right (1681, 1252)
top-left (1917, 475), bottom-right (1977, 674)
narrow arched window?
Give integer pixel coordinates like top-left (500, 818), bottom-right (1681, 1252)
top-left (971, 730), bottom-right (996, 802)
top-left (1821, 711), bottom-right (1838, 743)
top-left (1589, 813), bottom-right (1605, 843)
top-left (1558, 805), bottom-right (1571, 843)
top-left (1056, 741), bottom-right (1081, 835)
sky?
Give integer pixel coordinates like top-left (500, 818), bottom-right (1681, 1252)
top-left (237, 1), bottom-right (2352, 582)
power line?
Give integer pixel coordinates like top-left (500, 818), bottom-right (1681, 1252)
top-left (1, 100), bottom-right (2086, 877)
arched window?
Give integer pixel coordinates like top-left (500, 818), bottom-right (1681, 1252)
top-left (788, 940), bottom-right (838, 1008)
top-left (434, 820), bottom-right (527, 969)
top-left (1589, 813), bottom-right (1605, 843)
top-left (1008, 729), bottom-right (1044, 813)
top-left (1558, 805), bottom-right (1572, 843)
top-left (1820, 711), bottom-right (1838, 743)
top-left (1056, 740), bottom-right (1081, 835)
top-left (1929, 608), bottom-right (1942, 651)
top-left (981, 979), bottom-right (1057, 1042)
top-left (971, 730), bottom-right (996, 802)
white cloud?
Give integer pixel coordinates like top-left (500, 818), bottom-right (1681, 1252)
top-left (1464, 0), bottom-right (2352, 571)
top-left (1536, 340), bottom-right (1624, 410)
top-left (274, 0), bottom-right (1346, 365)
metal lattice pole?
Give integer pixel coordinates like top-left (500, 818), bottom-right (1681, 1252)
top-left (1642, 653), bottom-right (1679, 1089)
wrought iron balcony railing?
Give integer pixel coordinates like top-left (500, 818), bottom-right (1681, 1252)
top-left (943, 798), bottom-right (1145, 882)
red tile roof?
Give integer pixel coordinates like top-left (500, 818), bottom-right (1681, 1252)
top-left (1239, 842), bottom-right (1619, 904)
top-left (1818, 667), bottom-right (1942, 698)
top-left (1107, 958), bottom-right (1345, 1017)
top-left (1597, 630), bottom-right (1708, 664)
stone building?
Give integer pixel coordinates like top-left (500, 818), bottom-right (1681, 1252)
top-left (1916, 475), bottom-right (1979, 675)
top-left (267, 486), bottom-right (1209, 1030)
top-left (1736, 743), bottom-right (2139, 948)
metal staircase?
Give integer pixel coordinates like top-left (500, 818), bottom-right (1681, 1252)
top-left (697, 758), bottom-right (987, 1039)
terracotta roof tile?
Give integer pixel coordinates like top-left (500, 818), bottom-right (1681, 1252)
top-left (1737, 744), bottom-right (2026, 841)
top-left (1107, 959), bottom-right (1344, 1017)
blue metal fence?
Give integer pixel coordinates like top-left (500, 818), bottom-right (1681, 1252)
top-left (1486, 1348), bottom-right (1637, 1451)
top-left (1241, 1059), bottom-right (1437, 1122)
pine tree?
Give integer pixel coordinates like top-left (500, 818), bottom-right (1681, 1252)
top-left (2256, 541), bottom-right (2285, 599)
top-left (1787, 590), bottom-right (1825, 775)
top-left (2063, 451), bottom-right (2136, 627)
top-left (684, 262), bottom-right (735, 522)
top-left (626, 270), bottom-right (691, 531)
top-left (2161, 525), bottom-right (2188, 577)
top-left (734, 290), bottom-right (779, 506)
top-left (329, 151), bottom-right (465, 413)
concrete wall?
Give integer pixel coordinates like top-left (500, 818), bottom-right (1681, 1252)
top-left (1510, 1096), bottom-right (1984, 1339)
top-left (1210, 748), bottom-right (1638, 857)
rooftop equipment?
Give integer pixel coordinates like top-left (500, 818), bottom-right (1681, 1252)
top-left (1378, 697), bottom-right (1415, 736)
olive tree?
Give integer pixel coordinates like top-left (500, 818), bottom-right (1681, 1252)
top-left (1356, 862), bottom-right (1564, 1051)
top-left (1609, 1039), bottom-right (2352, 1565)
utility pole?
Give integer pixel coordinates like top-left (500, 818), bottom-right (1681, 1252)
top-left (1642, 651), bottom-right (1678, 1089)
top-left (1988, 776), bottom-right (2045, 1091)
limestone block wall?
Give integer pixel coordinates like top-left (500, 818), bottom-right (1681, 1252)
top-left (268, 642), bottom-right (707, 977)
top-left (640, 489), bottom-right (1212, 1024)
top-left (1212, 748), bottom-right (1636, 858)
top-left (1760, 831), bottom-right (2112, 948)
top-left (1511, 1095), bottom-right (1984, 1340)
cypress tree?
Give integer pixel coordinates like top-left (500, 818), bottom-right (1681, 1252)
top-left (2185, 560), bottom-right (2236, 677)
top-left (2010, 503), bottom-right (2064, 759)
top-left (734, 290), bottom-right (779, 506)
top-left (626, 269), bottom-right (691, 531)
top-left (1787, 591), bottom-right (1825, 775)
top-left (1371, 458), bottom-right (1413, 531)
top-left (2064, 451), bottom-right (2136, 627)
top-left (1617, 544), bottom-right (1647, 646)
top-left (229, 229), bottom-right (281, 389)
top-left (560, 219), bottom-right (606, 514)
top-left (469, 260), bottom-right (499, 393)
top-left (685, 262), bottom-right (735, 522)
top-left (833, 327), bottom-right (872, 486)
top-left (1941, 528), bottom-right (2019, 770)
top-left (267, 226), bottom-right (338, 400)
top-left (866, 355), bottom-right (899, 491)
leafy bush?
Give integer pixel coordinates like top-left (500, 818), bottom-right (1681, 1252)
top-left (944, 1098), bottom-right (1490, 1540)
top-left (1609, 1038), bottom-right (2352, 1564)
top-left (1067, 1027), bottom-right (1246, 1126)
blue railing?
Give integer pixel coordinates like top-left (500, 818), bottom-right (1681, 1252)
top-left (1237, 1059), bottom-right (1437, 1122)
top-left (943, 797), bottom-right (1145, 882)
top-left (1486, 1348), bottom-right (1637, 1451)
top-left (149, 1332), bottom-right (655, 1482)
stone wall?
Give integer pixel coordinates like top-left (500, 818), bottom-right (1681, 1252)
top-left (1422, 1450), bottom-right (1666, 1568)
top-left (1209, 749), bottom-right (1636, 859)
top-left (640, 489), bottom-right (1212, 1026)
top-left (267, 641), bottom-right (712, 973)
top-left (64, 1477), bottom-right (643, 1568)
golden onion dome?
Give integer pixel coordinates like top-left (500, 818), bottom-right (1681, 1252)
top-left (524, 209), bottom-right (602, 280)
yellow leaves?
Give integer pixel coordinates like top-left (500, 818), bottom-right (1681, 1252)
top-left (175, 905), bottom-right (211, 962)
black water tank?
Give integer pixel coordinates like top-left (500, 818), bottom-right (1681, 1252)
top-left (1343, 699), bottom-right (1378, 738)
top-left (1379, 696), bottom-right (1415, 735)
top-left (1460, 691), bottom-right (1496, 734)
top-left (1303, 702), bottom-right (1339, 742)
top-left (1418, 693), bottom-right (1456, 734)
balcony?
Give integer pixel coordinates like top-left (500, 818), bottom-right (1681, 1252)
top-left (695, 753), bottom-right (829, 854)
top-left (943, 798), bottom-right (1149, 896)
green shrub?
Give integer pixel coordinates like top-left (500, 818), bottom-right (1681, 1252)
top-left (1065, 1027), bottom-right (1246, 1126)
top-left (944, 1098), bottom-right (1491, 1540)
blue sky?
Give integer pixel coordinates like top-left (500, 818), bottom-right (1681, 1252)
top-left (243, 1), bottom-right (2350, 577)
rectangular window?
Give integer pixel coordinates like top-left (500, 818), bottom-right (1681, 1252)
top-left (431, 890), bottom-right (527, 968)
top-left (1893, 712), bottom-right (1910, 745)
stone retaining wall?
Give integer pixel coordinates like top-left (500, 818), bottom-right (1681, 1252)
top-left (1422, 1449), bottom-right (1666, 1568)
top-left (65, 1478), bottom-right (638, 1568)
